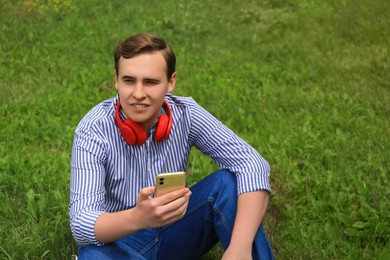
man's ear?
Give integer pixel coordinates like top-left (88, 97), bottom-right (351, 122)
top-left (167, 72), bottom-right (176, 93)
top-left (114, 69), bottom-right (119, 90)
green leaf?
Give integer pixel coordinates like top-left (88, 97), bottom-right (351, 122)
top-left (26, 189), bottom-right (35, 202)
top-left (352, 221), bottom-right (368, 229)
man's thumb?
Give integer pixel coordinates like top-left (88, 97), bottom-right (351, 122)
top-left (138, 186), bottom-right (155, 202)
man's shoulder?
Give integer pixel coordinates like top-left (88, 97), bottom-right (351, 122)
top-left (76, 97), bottom-right (116, 131)
top-left (165, 93), bottom-right (197, 108)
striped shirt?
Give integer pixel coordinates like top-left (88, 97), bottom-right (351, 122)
top-left (69, 93), bottom-right (271, 246)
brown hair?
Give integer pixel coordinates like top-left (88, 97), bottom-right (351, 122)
top-left (114, 33), bottom-right (176, 79)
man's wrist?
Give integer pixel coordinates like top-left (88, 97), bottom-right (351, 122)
top-left (229, 237), bottom-right (253, 251)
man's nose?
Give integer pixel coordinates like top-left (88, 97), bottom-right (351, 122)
top-left (133, 83), bottom-right (146, 99)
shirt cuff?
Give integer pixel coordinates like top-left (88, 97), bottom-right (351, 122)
top-left (71, 210), bottom-right (106, 246)
top-left (236, 171), bottom-right (272, 195)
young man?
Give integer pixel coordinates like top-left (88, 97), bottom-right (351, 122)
top-left (69, 33), bottom-right (273, 259)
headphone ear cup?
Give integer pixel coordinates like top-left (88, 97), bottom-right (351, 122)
top-left (154, 100), bottom-right (173, 141)
top-left (119, 123), bottom-right (137, 145)
top-left (154, 114), bottom-right (168, 142)
top-left (164, 111), bottom-right (172, 139)
top-left (115, 100), bottom-right (147, 145)
top-left (123, 119), bottom-right (147, 145)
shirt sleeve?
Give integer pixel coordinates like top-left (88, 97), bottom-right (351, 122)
top-left (69, 126), bottom-right (107, 246)
top-left (188, 99), bottom-right (271, 195)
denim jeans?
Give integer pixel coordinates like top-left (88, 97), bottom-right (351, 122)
top-left (78, 169), bottom-right (274, 259)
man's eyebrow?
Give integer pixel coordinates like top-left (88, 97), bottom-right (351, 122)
top-left (121, 75), bottom-right (135, 80)
top-left (144, 78), bottom-right (160, 82)
top-left (120, 76), bottom-right (160, 82)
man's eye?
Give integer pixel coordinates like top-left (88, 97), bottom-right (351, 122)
top-left (145, 81), bottom-right (159, 85)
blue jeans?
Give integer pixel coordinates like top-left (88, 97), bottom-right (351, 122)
top-left (78, 170), bottom-right (274, 259)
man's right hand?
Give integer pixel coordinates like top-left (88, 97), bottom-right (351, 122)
top-left (94, 186), bottom-right (191, 244)
top-left (132, 186), bottom-right (192, 229)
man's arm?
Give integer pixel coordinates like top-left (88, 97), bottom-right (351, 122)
top-left (95, 187), bottom-right (191, 244)
top-left (186, 98), bottom-right (271, 258)
top-left (223, 190), bottom-right (269, 259)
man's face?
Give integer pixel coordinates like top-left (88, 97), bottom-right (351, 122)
top-left (115, 52), bottom-right (176, 131)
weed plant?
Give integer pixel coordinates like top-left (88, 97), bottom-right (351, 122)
top-left (0, 0), bottom-right (389, 259)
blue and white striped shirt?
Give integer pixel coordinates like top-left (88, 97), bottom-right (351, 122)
top-left (69, 93), bottom-right (271, 246)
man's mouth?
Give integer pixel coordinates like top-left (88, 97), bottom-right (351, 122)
top-left (132, 104), bottom-right (148, 108)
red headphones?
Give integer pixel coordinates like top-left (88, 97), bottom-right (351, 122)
top-left (115, 100), bottom-right (172, 145)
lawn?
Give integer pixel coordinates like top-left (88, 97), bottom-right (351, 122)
top-left (0, 0), bottom-right (389, 259)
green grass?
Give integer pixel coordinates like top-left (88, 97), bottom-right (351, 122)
top-left (0, 0), bottom-right (389, 259)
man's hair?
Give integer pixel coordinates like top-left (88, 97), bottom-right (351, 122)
top-left (114, 33), bottom-right (176, 79)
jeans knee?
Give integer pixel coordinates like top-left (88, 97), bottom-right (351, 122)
top-left (213, 169), bottom-right (237, 193)
top-left (206, 169), bottom-right (237, 197)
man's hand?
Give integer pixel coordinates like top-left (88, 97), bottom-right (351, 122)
top-left (132, 186), bottom-right (192, 229)
top-left (94, 186), bottom-right (191, 244)
top-left (221, 190), bottom-right (269, 260)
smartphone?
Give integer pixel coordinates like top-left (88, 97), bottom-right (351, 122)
top-left (155, 171), bottom-right (186, 197)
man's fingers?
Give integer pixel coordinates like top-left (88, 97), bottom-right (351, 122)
top-left (161, 197), bottom-right (190, 223)
top-left (158, 190), bottom-right (191, 216)
top-left (157, 188), bottom-right (191, 204)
